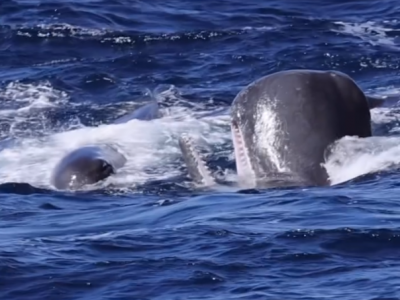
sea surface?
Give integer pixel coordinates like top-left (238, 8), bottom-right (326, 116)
top-left (1, 0), bottom-right (400, 299)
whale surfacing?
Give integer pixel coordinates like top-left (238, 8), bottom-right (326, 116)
top-left (178, 69), bottom-right (377, 189)
top-left (231, 69), bottom-right (372, 187)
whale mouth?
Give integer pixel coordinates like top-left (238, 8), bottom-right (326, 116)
top-left (231, 120), bottom-right (256, 188)
top-left (178, 135), bottom-right (215, 187)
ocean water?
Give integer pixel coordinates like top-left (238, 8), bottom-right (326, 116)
top-left (1, 0), bottom-right (400, 299)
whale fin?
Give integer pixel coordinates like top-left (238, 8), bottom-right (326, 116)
top-left (366, 94), bottom-right (400, 109)
top-left (178, 135), bottom-right (216, 186)
top-left (113, 99), bottom-right (160, 124)
top-left (231, 120), bottom-right (257, 188)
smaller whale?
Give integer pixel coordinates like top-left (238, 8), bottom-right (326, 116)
top-left (51, 99), bottom-right (161, 190)
top-left (51, 145), bottom-right (127, 190)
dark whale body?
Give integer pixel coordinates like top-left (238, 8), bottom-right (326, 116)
top-left (230, 69), bottom-right (373, 187)
top-left (51, 101), bottom-right (160, 190)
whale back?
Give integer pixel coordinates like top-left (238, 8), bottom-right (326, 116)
top-left (113, 101), bottom-right (160, 124)
top-left (231, 69), bottom-right (372, 186)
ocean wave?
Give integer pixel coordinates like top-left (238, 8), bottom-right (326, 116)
top-left (1, 22), bottom-right (282, 46)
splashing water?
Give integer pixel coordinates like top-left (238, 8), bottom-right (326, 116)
top-left (0, 75), bottom-right (400, 192)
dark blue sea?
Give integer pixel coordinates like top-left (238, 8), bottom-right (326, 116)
top-left (1, 0), bottom-right (400, 299)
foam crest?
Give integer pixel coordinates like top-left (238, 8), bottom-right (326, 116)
top-left (370, 107), bottom-right (400, 126)
top-left (368, 87), bottom-right (400, 130)
top-left (12, 22), bottom-right (281, 46)
top-left (16, 23), bottom-right (109, 38)
top-left (333, 20), bottom-right (399, 49)
top-left (325, 136), bottom-right (400, 185)
top-left (0, 81), bottom-right (69, 116)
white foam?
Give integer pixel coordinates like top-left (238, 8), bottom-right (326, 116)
top-left (332, 20), bottom-right (399, 49)
top-left (0, 81), bottom-right (71, 140)
top-left (0, 81), bottom-right (68, 115)
top-left (242, 26), bottom-right (277, 32)
top-left (0, 105), bottom-right (231, 190)
top-left (34, 58), bottom-right (79, 67)
top-left (0, 81), bottom-right (234, 191)
top-left (325, 136), bottom-right (400, 185)
top-left (16, 23), bottom-right (109, 38)
top-left (370, 107), bottom-right (400, 125)
top-left (368, 87), bottom-right (400, 130)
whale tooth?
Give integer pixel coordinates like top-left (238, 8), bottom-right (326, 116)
top-left (178, 135), bottom-right (215, 186)
top-left (231, 120), bottom-right (256, 188)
